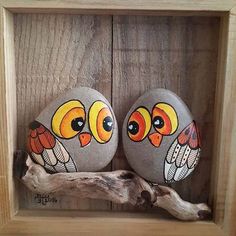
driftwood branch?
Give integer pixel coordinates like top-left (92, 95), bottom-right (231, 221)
top-left (14, 150), bottom-right (211, 221)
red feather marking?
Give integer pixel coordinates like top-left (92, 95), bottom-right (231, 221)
top-left (28, 122), bottom-right (56, 154)
top-left (189, 128), bottom-right (198, 149)
top-left (177, 121), bottom-right (200, 149)
top-left (37, 125), bottom-right (46, 134)
top-left (196, 124), bottom-right (201, 147)
top-left (30, 129), bottom-right (37, 138)
top-left (177, 123), bottom-right (194, 145)
top-left (189, 122), bottom-right (201, 149)
top-left (38, 130), bottom-right (56, 149)
top-left (27, 121), bottom-right (78, 173)
top-left (30, 136), bottom-right (43, 154)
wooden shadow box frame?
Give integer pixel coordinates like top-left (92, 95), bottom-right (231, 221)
top-left (0, 1), bottom-right (236, 235)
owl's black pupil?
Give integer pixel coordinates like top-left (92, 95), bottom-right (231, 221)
top-left (153, 116), bottom-right (164, 129)
top-left (128, 121), bottom-right (139, 135)
top-left (71, 117), bottom-right (84, 132)
top-left (103, 116), bottom-right (113, 132)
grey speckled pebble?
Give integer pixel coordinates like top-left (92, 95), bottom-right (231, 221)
top-left (27, 87), bottom-right (118, 173)
top-left (122, 89), bottom-right (201, 184)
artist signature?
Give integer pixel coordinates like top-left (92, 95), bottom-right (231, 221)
top-left (34, 194), bottom-right (58, 206)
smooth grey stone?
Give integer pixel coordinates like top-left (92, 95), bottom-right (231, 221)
top-left (122, 89), bottom-right (201, 184)
top-left (28, 87), bottom-right (118, 173)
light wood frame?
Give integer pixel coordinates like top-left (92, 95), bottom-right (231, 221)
top-left (0, 1), bottom-right (236, 235)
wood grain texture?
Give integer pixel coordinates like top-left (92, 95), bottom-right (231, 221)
top-left (1, 0), bottom-right (236, 12)
top-left (1, 212), bottom-right (225, 236)
top-left (0, 8), bottom-right (236, 236)
top-left (112, 16), bottom-right (220, 211)
top-left (14, 13), bottom-right (112, 211)
top-left (211, 9), bottom-right (236, 235)
top-left (0, 9), bottom-right (9, 227)
top-left (0, 7), bottom-right (17, 227)
top-left (3, 8), bottom-right (18, 219)
top-left (210, 13), bottom-right (230, 226)
top-left (14, 152), bottom-right (211, 221)
top-left (0, 8), bottom-right (7, 178)
top-left (0, 177), bottom-right (9, 227)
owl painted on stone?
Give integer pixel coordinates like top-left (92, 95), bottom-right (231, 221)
top-left (122, 89), bottom-right (201, 184)
top-left (27, 87), bottom-right (118, 173)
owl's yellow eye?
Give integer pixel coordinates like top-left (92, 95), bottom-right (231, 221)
top-left (89, 101), bottom-right (114, 143)
top-left (152, 103), bottom-right (178, 135)
top-left (52, 100), bottom-right (86, 139)
top-left (127, 107), bottom-right (151, 142)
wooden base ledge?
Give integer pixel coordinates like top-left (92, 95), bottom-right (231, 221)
top-left (14, 151), bottom-right (211, 221)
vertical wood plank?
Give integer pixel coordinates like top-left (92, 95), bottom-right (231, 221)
top-left (210, 13), bottom-right (230, 226)
top-left (0, 7), bottom-right (17, 226)
top-left (0, 177), bottom-right (10, 226)
top-left (14, 14), bottom-right (112, 210)
top-left (0, 8), bottom-right (7, 180)
top-left (112, 16), bottom-right (219, 211)
top-left (3, 8), bottom-right (19, 219)
top-left (0, 8), bottom-right (10, 226)
top-left (211, 10), bottom-right (236, 235)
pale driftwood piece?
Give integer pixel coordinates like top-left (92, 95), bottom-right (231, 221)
top-left (14, 151), bottom-right (211, 221)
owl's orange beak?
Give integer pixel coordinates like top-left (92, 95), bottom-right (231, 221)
top-left (79, 132), bottom-right (92, 147)
top-left (148, 132), bottom-right (163, 147)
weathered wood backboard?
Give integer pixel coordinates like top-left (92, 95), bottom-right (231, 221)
top-left (0, 1), bottom-right (236, 235)
top-left (14, 14), bottom-right (219, 211)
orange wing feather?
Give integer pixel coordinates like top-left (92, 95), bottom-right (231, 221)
top-left (28, 121), bottom-right (77, 173)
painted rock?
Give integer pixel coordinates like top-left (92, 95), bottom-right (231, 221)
top-left (27, 87), bottom-right (118, 173)
top-left (122, 89), bottom-right (201, 184)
